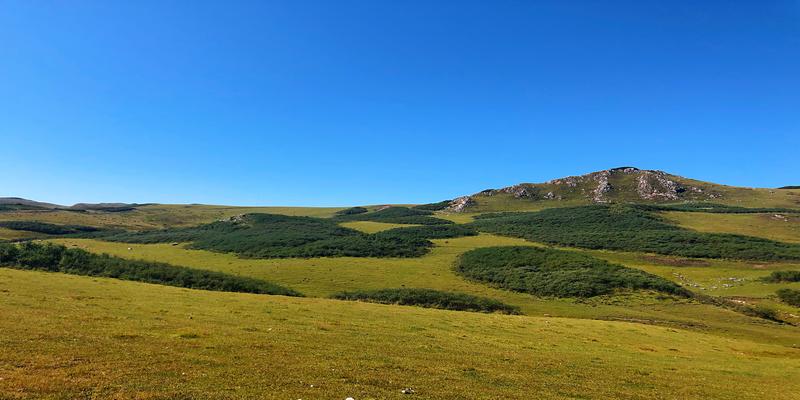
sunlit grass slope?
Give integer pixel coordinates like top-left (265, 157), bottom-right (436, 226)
top-left (0, 204), bottom-right (345, 236)
top-left (339, 221), bottom-right (417, 233)
top-left (1, 268), bottom-right (799, 400)
top-left (664, 211), bottom-right (800, 244)
top-left (52, 237), bottom-right (800, 347)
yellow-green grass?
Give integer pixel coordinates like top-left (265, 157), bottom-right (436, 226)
top-left (581, 250), bottom-right (800, 298)
top-left (432, 212), bottom-right (476, 224)
top-left (664, 211), bottom-right (800, 244)
top-left (0, 227), bottom-right (36, 241)
top-left (702, 186), bottom-right (800, 208)
top-left (0, 204), bottom-right (345, 231)
top-left (51, 237), bottom-right (800, 347)
top-left (465, 194), bottom-right (589, 213)
top-left (338, 221), bottom-right (417, 233)
top-left (2, 268), bottom-right (799, 400)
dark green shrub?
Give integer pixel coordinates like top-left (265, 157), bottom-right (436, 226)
top-left (0, 221), bottom-right (99, 235)
top-left (776, 289), bottom-right (800, 307)
top-left (413, 200), bottom-right (452, 211)
top-left (0, 242), bottom-right (300, 296)
top-left (762, 271), bottom-right (800, 283)
top-left (0, 204), bottom-right (48, 211)
top-left (470, 205), bottom-right (800, 261)
top-left (455, 246), bottom-right (689, 298)
top-left (95, 213), bottom-right (475, 259)
top-left (335, 206), bottom-right (453, 225)
top-left (0, 243), bottom-right (20, 263)
top-left (749, 305), bottom-right (781, 321)
top-left (331, 288), bottom-right (519, 314)
top-left (335, 207), bottom-right (368, 216)
top-left (634, 203), bottom-right (799, 214)
top-left (377, 224), bottom-right (477, 240)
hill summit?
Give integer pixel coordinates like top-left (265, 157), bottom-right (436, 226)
top-left (446, 167), bottom-right (725, 212)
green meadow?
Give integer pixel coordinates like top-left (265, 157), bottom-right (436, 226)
top-left (2, 198), bottom-right (800, 398)
top-left (2, 268), bottom-right (799, 400)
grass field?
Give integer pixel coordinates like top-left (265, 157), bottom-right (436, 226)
top-left (2, 268), bottom-right (799, 400)
top-left (4, 198), bottom-right (800, 398)
top-left (0, 204), bottom-right (346, 235)
top-left (51, 236), bottom-right (800, 346)
top-left (338, 221), bottom-right (417, 233)
top-left (664, 211), bottom-right (800, 244)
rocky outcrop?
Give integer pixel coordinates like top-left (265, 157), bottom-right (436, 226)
top-left (446, 196), bottom-right (476, 212)
top-left (636, 170), bottom-right (681, 200)
top-left (591, 170), bottom-right (613, 202)
top-left (500, 184), bottom-right (533, 198)
top-left (547, 176), bottom-right (581, 187)
top-left (544, 191), bottom-right (560, 200)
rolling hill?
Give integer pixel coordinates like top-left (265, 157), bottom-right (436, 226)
top-left (2, 167), bottom-right (800, 399)
top-left (442, 167), bottom-right (800, 212)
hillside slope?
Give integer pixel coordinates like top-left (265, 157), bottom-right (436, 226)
top-left (444, 167), bottom-right (800, 212)
top-left (2, 268), bottom-right (799, 400)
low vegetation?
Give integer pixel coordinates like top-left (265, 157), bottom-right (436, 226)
top-left (471, 205), bottom-right (800, 261)
top-left (97, 214), bottom-right (475, 258)
top-left (334, 206), bottom-right (453, 225)
top-left (761, 270), bottom-right (800, 283)
top-left (635, 203), bottom-right (799, 214)
top-left (331, 288), bottom-right (520, 314)
top-left (0, 204), bottom-right (49, 211)
top-left (0, 220), bottom-right (99, 235)
top-left (0, 242), bottom-right (300, 296)
top-left (776, 289), bottom-right (800, 307)
top-left (456, 246), bottom-right (688, 298)
top-left (334, 206), bottom-right (368, 215)
top-left (412, 200), bottom-right (452, 211)
top-left (4, 268), bottom-right (799, 400)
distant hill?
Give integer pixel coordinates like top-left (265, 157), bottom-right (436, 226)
top-left (779, 186), bottom-right (800, 190)
top-left (0, 197), bottom-right (62, 210)
top-left (444, 167), bottom-right (799, 212)
top-left (0, 197), bottom-right (139, 212)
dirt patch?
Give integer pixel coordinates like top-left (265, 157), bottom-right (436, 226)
top-left (756, 213), bottom-right (800, 223)
top-left (640, 255), bottom-right (711, 267)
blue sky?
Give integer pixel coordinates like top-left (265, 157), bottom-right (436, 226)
top-left (1, 1), bottom-right (798, 206)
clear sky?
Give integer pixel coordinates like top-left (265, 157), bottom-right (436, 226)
top-left (1, 1), bottom-right (798, 206)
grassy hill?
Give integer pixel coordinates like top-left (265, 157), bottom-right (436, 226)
top-left (2, 268), bottom-right (799, 400)
top-left (2, 169), bottom-right (800, 398)
top-left (441, 167), bottom-right (800, 213)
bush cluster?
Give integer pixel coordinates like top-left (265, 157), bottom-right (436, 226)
top-left (776, 289), bottom-right (800, 307)
top-left (412, 200), bottom-right (452, 211)
top-left (634, 203), bottom-right (799, 214)
top-left (335, 207), bottom-right (368, 216)
top-left (470, 205), bottom-right (800, 261)
top-left (334, 206), bottom-right (453, 225)
top-left (455, 246), bottom-right (689, 298)
top-left (0, 241), bottom-right (301, 296)
top-left (331, 288), bottom-right (519, 314)
top-left (761, 270), bottom-right (800, 283)
top-left (0, 221), bottom-right (99, 235)
top-left (97, 214), bottom-right (475, 259)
